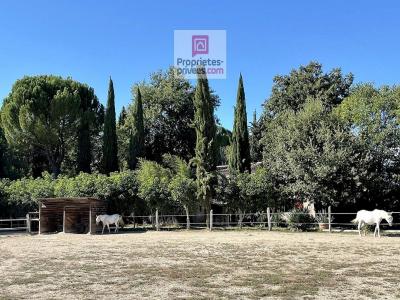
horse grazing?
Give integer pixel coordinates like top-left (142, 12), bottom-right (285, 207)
top-left (352, 209), bottom-right (393, 237)
top-left (96, 214), bottom-right (124, 234)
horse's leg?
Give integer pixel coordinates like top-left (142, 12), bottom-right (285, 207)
top-left (107, 223), bottom-right (110, 233)
top-left (115, 222), bottom-right (118, 233)
top-left (364, 222), bottom-right (367, 236)
top-left (102, 224), bottom-right (105, 234)
top-left (374, 224), bottom-right (377, 237)
top-left (358, 221), bottom-right (362, 237)
top-left (377, 222), bottom-right (381, 238)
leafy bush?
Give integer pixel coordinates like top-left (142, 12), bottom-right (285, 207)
top-left (315, 209), bottom-right (333, 225)
top-left (2, 173), bottom-right (55, 217)
top-left (0, 171), bottom-right (139, 217)
top-left (137, 159), bottom-right (172, 213)
top-left (281, 208), bottom-right (316, 231)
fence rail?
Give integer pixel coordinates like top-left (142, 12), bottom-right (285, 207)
top-left (121, 208), bottom-right (400, 232)
top-left (0, 212), bottom-right (39, 232)
top-left (1, 208), bottom-right (399, 233)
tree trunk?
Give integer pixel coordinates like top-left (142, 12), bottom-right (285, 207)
top-left (204, 200), bottom-right (211, 229)
top-left (46, 149), bottom-right (62, 179)
top-left (49, 157), bottom-right (61, 179)
top-left (184, 206), bottom-right (190, 230)
top-left (238, 209), bottom-right (245, 228)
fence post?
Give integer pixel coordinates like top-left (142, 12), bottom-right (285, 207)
top-left (328, 206), bottom-right (332, 233)
top-left (156, 209), bottom-right (160, 231)
top-left (210, 210), bottom-right (213, 231)
top-left (63, 207), bottom-right (66, 233)
top-left (26, 213), bottom-right (30, 233)
top-left (267, 207), bottom-right (272, 231)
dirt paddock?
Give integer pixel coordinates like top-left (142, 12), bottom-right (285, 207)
top-left (0, 230), bottom-right (399, 299)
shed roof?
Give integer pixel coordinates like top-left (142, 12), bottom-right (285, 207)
top-left (38, 197), bottom-right (104, 204)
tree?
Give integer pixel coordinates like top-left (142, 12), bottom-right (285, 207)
top-left (229, 74), bottom-right (251, 173)
top-left (262, 99), bottom-right (356, 208)
top-left (102, 77), bottom-right (119, 174)
top-left (192, 67), bottom-right (218, 227)
top-left (122, 67), bottom-right (220, 164)
top-left (137, 159), bottom-right (171, 216)
top-left (127, 68), bottom-right (196, 162)
top-left (215, 126), bottom-right (231, 165)
top-left (264, 61), bottom-right (353, 116)
top-left (118, 106), bottom-right (127, 126)
top-left (0, 126), bottom-right (10, 178)
top-left (250, 110), bottom-right (262, 162)
top-left (335, 84), bottom-right (400, 210)
top-left (164, 154), bottom-right (196, 229)
top-left (117, 106), bottom-right (128, 169)
top-left (1, 76), bottom-right (81, 177)
top-left (0, 125), bottom-right (26, 179)
top-left (127, 88), bottom-right (145, 170)
top-left (76, 84), bottom-right (104, 173)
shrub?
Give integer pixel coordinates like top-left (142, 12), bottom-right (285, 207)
top-left (1, 171), bottom-right (140, 217)
top-left (315, 209), bottom-right (334, 225)
top-left (137, 159), bottom-right (172, 213)
top-left (3, 173), bottom-right (55, 217)
top-left (281, 208), bottom-right (316, 231)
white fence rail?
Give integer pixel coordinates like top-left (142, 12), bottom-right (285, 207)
top-left (122, 207), bottom-right (400, 232)
top-left (0, 212), bottom-right (39, 233)
top-left (1, 208), bottom-right (400, 233)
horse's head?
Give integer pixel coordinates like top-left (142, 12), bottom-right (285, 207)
top-left (96, 215), bottom-right (101, 225)
top-left (386, 213), bottom-right (393, 226)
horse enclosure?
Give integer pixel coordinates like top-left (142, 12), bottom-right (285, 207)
top-left (1, 206), bottom-right (399, 234)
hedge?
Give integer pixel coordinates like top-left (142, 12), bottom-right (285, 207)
top-left (0, 171), bottom-right (140, 217)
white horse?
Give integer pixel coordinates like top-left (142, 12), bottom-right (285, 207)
top-left (352, 209), bottom-right (393, 237)
top-left (96, 214), bottom-right (124, 234)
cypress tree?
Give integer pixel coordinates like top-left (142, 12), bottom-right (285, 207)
top-left (250, 110), bottom-right (262, 162)
top-left (127, 88), bottom-right (145, 170)
top-left (102, 77), bottom-right (119, 174)
top-left (229, 74), bottom-right (251, 173)
top-left (118, 106), bottom-right (127, 126)
top-left (193, 67), bottom-right (218, 226)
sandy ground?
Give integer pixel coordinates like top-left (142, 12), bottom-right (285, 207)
top-left (0, 230), bottom-right (399, 300)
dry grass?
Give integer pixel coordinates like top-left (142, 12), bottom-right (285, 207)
top-left (1, 230), bottom-right (400, 299)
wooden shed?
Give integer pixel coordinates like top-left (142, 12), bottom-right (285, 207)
top-left (38, 197), bottom-right (107, 234)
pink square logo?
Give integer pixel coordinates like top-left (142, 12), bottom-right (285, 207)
top-left (192, 35), bottom-right (209, 57)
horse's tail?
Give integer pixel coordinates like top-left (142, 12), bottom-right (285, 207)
top-left (118, 215), bottom-right (125, 228)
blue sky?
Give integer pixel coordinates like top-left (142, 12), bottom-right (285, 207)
top-left (1, 0), bottom-right (400, 129)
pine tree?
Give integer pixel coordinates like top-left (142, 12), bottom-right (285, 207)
top-left (102, 77), bottom-right (119, 174)
top-left (193, 67), bottom-right (218, 227)
top-left (127, 88), bottom-right (145, 170)
top-left (0, 126), bottom-right (8, 178)
top-left (77, 114), bottom-right (91, 173)
top-left (229, 74), bottom-right (251, 173)
top-left (77, 85), bottom-right (103, 174)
